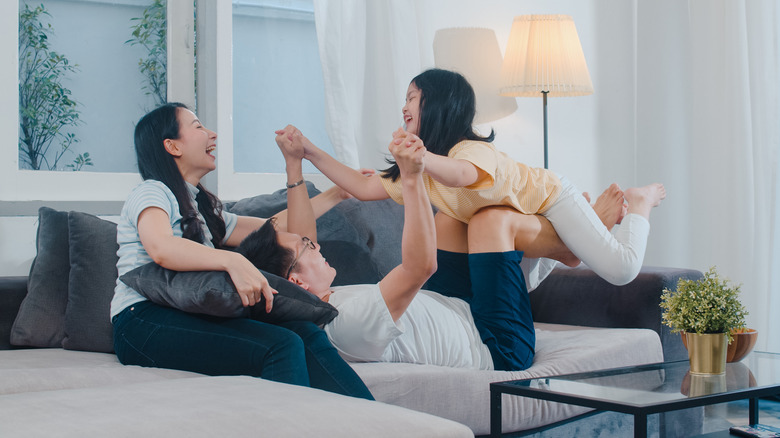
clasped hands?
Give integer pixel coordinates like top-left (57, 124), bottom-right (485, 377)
top-left (390, 127), bottom-right (426, 177)
top-left (274, 124), bottom-right (425, 178)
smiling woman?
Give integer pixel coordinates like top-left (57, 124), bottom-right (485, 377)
top-left (111, 102), bottom-right (374, 400)
top-left (161, 109), bottom-right (219, 186)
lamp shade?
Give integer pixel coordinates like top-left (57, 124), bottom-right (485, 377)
top-left (434, 27), bottom-right (518, 124)
top-left (500, 15), bottom-right (593, 97)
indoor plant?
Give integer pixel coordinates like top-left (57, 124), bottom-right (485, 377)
top-left (660, 267), bottom-right (748, 374)
top-left (126, 0), bottom-right (167, 107)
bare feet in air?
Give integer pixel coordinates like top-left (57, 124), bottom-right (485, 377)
top-left (624, 183), bottom-right (666, 219)
top-left (584, 184), bottom-right (627, 230)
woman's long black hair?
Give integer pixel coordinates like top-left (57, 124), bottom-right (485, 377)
top-left (382, 68), bottom-right (495, 182)
top-left (134, 102), bottom-right (226, 247)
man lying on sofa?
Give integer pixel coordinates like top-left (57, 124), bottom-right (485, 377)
top-left (237, 125), bottom-right (572, 371)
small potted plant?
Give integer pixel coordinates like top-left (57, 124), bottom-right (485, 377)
top-left (660, 267), bottom-right (749, 375)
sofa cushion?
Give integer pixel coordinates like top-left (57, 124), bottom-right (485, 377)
top-left (225, 182), bottom-right (361, 247)
top-left (120, 262), bottom-right (338, 326)
top-left (0, 349), bottom-right (199, 395)
top-left (225, 184), bottom-right (389, 284)
top-left (0, 375), bottom-right (473, 438)
top-left (63, 212), bottom-right (118, 353)
top-left (351, 323), bottom-right (665, 435)
top-left (319, 240), bottom-right (383, 286)
top-left (327, 198), bottom-right (405, 276)
top-left (10, 207), bottom-right (70, 348)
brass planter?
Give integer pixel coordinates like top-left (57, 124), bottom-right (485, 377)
top-left (685, 332), bottom-right (727, 375)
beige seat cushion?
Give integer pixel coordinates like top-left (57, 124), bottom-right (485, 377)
top-left (352, 323), bottom-right (665, 435)
top-left (0, 349), bottom-right (199, 395)
top-left (0, 375), bottom-right (473, 438)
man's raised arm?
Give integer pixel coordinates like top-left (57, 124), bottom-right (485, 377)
top-left (378, 133), bottom-right (437, 321)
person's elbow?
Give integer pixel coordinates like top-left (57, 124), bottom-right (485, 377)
top-left (142, 240), bottom-right (178, 269)
top-left (414, 256), bottom-right (438, 281)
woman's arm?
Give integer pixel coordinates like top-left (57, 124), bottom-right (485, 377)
top-left (137, 207), bottom-right (275, 311)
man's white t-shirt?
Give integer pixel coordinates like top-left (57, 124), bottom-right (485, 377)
top-left (323, 284), bottom-right (493, 370)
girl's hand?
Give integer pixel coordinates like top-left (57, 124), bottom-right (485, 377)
top-left (226, 252), bottom-right (277, 313)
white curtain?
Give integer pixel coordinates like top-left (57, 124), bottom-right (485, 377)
top-left (636, 0), bottom-right (780, 352)
top-left (313, 0), bottom-right (423, 170)
top-left (686, 0), bottom-right (779, 352)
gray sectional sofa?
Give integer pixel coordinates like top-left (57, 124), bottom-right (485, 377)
top-left (0, 185), bottom-right (703, 437)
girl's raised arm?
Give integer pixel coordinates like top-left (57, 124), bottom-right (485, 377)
top-left (292, 127), bottom-right (389, 201)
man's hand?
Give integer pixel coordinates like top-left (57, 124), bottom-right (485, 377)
top-left (389, 131), bottom-right (425, 177)
top-left (274, 125), bottom-right (305, 161)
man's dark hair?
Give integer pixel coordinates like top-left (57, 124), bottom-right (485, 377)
top-left (236, 218), bottom-right (296, 278)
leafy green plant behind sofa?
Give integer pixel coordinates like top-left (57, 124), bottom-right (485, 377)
top-left (18, 3), bottom-right (91, 171)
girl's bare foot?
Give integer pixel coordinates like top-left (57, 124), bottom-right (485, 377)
top-left (624, 183), bottom-right (666, 219)
top-left (591, 183), bottom-right (626, 230)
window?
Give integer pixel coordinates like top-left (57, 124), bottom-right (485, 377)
top-left (2, 0), bottom-right (194, 202)
top-left (197, 0), bottom-right (333, 201)
top-left (232, 0), bottom-right (335, 175)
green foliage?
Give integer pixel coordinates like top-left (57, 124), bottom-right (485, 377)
top-left (18, 3), bottom-right (86, 171)
top-left (67, 152), bottom-right (93, 171)
top-left (127, 0), bottom-right (167, 106)
top-left (660, 267), bottom-right (748, 342)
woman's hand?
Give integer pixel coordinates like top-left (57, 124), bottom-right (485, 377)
top-left (226, 252), bottom-right (277, 313)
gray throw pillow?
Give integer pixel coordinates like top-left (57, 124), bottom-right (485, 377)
top-left (319, 240), bottom-right (383, 286)
top-left (63, 211), bottom-right (119, 353)
top-left (225, 182), bottom-right (320, 217)
top-left (120, 262), bottom-right (338, 326)
top-left (329, 198), bottom-right (406, 276)
top-left (225, 183), bottom-right (364, 249)
top-left (10, 207), bottom-right (70, 347)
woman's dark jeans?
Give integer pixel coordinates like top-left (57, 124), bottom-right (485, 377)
top-left (279, 320), bottom-right (374, 400)
top-left (113, 301), bottom-right (373, 399)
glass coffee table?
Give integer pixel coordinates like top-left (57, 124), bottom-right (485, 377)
top-left (490, 352), bottom-right (780, 438)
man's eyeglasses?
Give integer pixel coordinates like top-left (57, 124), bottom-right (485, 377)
top-left (286, 236), bottom-right (316, 278)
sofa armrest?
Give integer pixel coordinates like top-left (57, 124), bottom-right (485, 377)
top-left (529, 266), bottom-right (703, 362)
top-left (0, 277), bottom-right (28, 350)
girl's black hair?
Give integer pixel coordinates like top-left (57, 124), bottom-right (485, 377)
top-left (236, 218), bottom-right (296, 277)
top-left (382, 68), bottom-right (495, 182)
top-left (134, 102), bottom-right (227, 247)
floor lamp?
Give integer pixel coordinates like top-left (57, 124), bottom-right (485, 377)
top-left (499, 15), bottom-right (594, 169)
